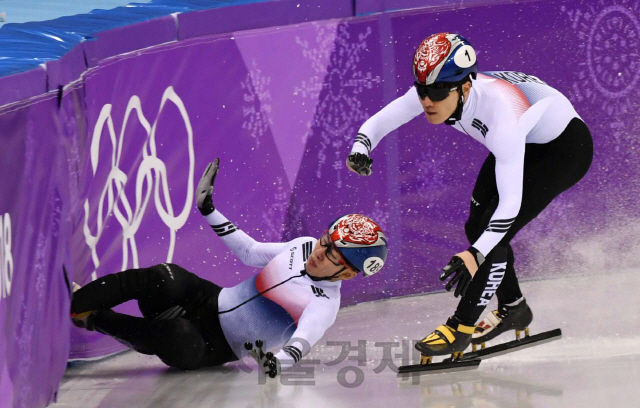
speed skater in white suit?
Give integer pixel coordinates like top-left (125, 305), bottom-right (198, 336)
top-left (346, 32), bottom-right (592, 362)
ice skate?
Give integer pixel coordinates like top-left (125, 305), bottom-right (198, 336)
top-left (471, 298), bottom-right (533, 351)
top-left (70, 282), bottom-right (96, 330)
top-left (415, 316), bottom-right (475, 363)
top-left (397, 317), bottom-right (481, 375)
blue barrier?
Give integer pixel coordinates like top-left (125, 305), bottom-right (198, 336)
top-left (0, 0), bottom-right (266, 78)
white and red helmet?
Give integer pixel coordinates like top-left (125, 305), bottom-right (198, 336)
top-left (412, 33), bottom-right (478, 86)
top-left (328, 214), bottom-right (388, 277)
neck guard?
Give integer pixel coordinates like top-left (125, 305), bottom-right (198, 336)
top-left (444, 83), bottom-right (465, 126)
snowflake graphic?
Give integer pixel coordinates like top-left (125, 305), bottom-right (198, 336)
top-left (295, 22), bottom-right (382, 188)
top-left (260, 177), bottom-right (290, 241)
top-left (295, 22), bottom-right (339, 100)
top-left (415, 145), bottom-right (447, 196)
top-left (241, 59), bottom-right (273, 148)
top-left (282, 192), bottom-right (307, 241)
top-left (563, 0), bottom-right (640, 151)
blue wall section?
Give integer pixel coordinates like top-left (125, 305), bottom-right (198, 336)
top-left (0, 0), bottom-right (268, 77)
top-left (0, 0), bottom-right (152, 26)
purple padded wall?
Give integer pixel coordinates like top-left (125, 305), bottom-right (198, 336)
top-left (177, 0), bottom-right (353, 40)
top-left (0, 92), bottom-right (72, 408)
top-left (0, 67), bottom-right (47, 107)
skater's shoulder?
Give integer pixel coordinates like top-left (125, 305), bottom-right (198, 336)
top-left (273, 236), bottom-right (317, 271)
top-left (285, 236), bottom-right (318, 248)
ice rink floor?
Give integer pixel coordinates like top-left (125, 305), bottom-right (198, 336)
top-left (54, 269), bottom-right (640, 408)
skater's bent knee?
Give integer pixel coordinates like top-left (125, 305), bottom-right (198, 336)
top-left (156, 319), bottom-right (206, 370)
top-left (150, 263), bottom-right (189, 281)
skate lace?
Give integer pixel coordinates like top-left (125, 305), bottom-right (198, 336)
top-left (495, 307), bottom-right (508, 320)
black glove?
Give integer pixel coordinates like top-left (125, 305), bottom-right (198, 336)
top-left (439, 248), bottom-right (485, 298)
top-left (196, 159), bottom-right (219, 216)
top-left (346, 153), bottom-right (373, 176)
top-left (439, 256), bottom-right (472, 298)
top-left (245, 340), bottom-right (281, 379)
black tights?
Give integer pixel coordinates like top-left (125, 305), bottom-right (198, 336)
top-left (454, 118), bottom-right (593, 325)
top-left (72, 264), bottom-right (236, 370)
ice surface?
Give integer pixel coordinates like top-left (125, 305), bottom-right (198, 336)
top-left (53, 270), bottom-right (640, 408)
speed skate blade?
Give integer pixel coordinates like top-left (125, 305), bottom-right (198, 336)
top-left (456, 328), bottom-right (562, 362)
top-left (397, 358), bottom-right (481, 376)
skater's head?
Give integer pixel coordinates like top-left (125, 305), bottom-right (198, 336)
top-left (305, 214), bottom-right (388, 282)
top-left (412, 33), bottom-right (477, 124)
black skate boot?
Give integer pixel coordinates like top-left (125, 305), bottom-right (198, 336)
top-left (471, 298), bottom-right (533, 349)
top-left (70, 282), bottom-right (97, 331)
top-left (415, 316), bottom-right (475, 364)
top-left (71, 310), bottom-right (96, 330)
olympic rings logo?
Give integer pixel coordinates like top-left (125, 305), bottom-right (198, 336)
top-left (83, 86), bottom-right (195, 280)
top-left (0, 213), bottom-right (13, 300)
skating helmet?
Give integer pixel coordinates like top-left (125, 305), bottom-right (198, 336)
top-left (412, 33), bottom-right (478, 86)
top-left (326, 214), bottom-right (388, 277)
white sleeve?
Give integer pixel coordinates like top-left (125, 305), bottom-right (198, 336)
top-left (472, 124), bottom-right (525, 256)
top-left (351, 86), bottom-right (424, 155)
top-left (205, 210), bottom-right (287, 268)
top-left (273, 297), bottom-right (340, 369)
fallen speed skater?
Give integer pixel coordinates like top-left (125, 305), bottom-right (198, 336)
top-left (71, 159), bottom-right (388, 375)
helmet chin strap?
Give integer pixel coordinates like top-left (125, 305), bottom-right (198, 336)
top-left (444, 83), bottom-right (465, 126)
top-left (302, 266), bottom-right (346, 282)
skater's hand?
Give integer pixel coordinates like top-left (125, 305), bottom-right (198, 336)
top-left (440, 255), bottom-right (472, 297)
top-left (439, 250), bottom-right (483, 297)
top-left (346, 153), bottom-right (373, 176)
top-left (440, 248), bottom-right (485, 297)
top-left (196, 159), bottom-right (219, 216)
top-left (456, 251), bottom-right (480, 277)
top-left (245, 340), bottom-right (281, 379)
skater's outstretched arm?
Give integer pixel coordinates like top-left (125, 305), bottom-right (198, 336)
top-left (351, 86), bottom-right (423, 156)
top-left (347, 87), bottom-right (423, 176)
top-left (196, 159), bottom-right (287, 268)
top-left (204, 210), bottom-right (286, 268)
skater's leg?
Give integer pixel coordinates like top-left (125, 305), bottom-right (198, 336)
top-left (462, 119), bottom-right (593, 318)
top-left (453, 245), bottom-right (509, 325)
top-left (468, 201), bottom-right (523, 306)
top-left (417, 122), bottom-right (592, 359)
top-left (93, 310), bottom-right (207, 370)
top-left (131, 263), bottom-right (218, 319)
top-left (72, 263), bottom-right (216, 318)
top-left (184, 287), bottom-right (237, 366)
top-left (495, 245), bottom-right (522, 305)
top-left (71, 264), bottom-right (179, 315)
